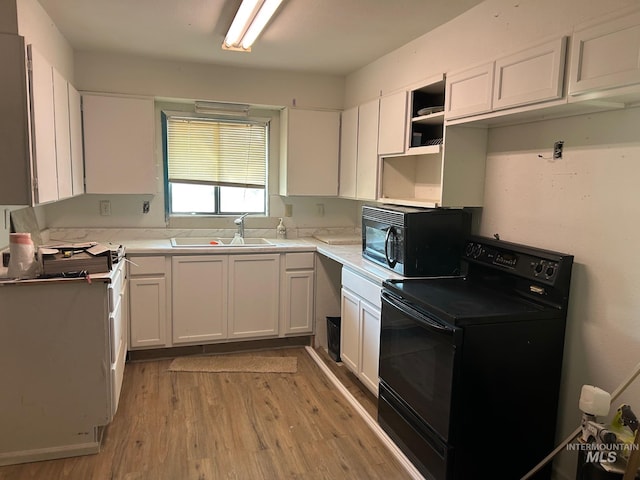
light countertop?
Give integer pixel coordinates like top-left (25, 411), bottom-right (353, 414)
top-left (123, 237), bottom-right (402, 284)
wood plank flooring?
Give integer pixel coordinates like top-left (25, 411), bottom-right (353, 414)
top-left (0, 347), bottom-right (409, 480)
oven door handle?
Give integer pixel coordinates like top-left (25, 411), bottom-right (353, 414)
top-left (384, 227), bottom-right (397, 268)
top-left (383, 291), bottom-right (456, 336)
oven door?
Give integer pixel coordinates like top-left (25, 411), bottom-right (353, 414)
top-left (379, 290), bottom-right (460, 442)
top-left (362, 218), bottom-right (405, 272)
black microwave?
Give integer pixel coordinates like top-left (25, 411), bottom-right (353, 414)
top-left (362, 205), bottom-right (471, 277)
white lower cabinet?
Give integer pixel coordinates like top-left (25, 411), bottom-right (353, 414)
top-left (129, 251), bottom-right (316, 349)
top-left (281, 252), bottom-right (315, 335)
top-left (228, 254), bottom-right (280, 339)
top-left (172, 255), bottom-right (228, 344)
top-left (129, 256), bottom-right (168, 348)
top-left (340, 267), bottom-right (382, 396)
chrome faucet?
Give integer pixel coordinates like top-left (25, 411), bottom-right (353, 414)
top-left (234, 213), bottom-right (249, 238)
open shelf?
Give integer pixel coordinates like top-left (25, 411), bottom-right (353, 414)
top-left (409, 78), bottom-right (445, 149)
top-left (380, 153), bottom-right (443, 208)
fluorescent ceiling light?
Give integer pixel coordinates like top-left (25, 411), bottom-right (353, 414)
top-left (223, 0), bottom-right (283, 52)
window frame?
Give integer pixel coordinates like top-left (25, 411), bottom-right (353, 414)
top-left (161, 109), bottom-right (270, 218)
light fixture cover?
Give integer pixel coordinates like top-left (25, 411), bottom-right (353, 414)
top-left (222, 0), bottom-right (283, 52)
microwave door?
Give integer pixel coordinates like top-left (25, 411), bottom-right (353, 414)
top-left (385, 226), bottom-right (398, 268)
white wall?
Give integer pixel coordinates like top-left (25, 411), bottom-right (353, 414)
top-left (345, 1), bottom-right (640, 479)
top-left (16, 0), bottom-right (74, 81)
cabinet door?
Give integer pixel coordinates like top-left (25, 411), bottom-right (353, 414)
top-left (28, 45), bottom-right (58, 204)
top-left (172, 256), bottom-right (228, 344)
top-left (569, 11), bottom-right (640, 96)
top-left (129, 277), bottom-right (167, 348)
top-left (228, 254), bottom-right (280, 339)
top-left (283, 270), bottom-right (314, 335)
top-left (279, 108), bottom-right (340, 196)
top-left (52, 68), bottom-right (72, 200)
top-left (359, 299), bottom-right (381, 395)
top-left (493, 37), bottom-right (567, 110)
top-left (378, 91), bottom-right (407, 155)
top-left (356, 99), bottom-right (380, 200)
top-left (0, 34), bottom-right (32, 205)
top-left (82, 94), bottom-right (156, 194)
top-left (340, 288), bottom-right (360, 374)
top-left (68, 84), bottom-right (84, 196)
top-left (445, 62), bottom-right (494, 120)
top-left (338, 106), bottom-right (358, 198)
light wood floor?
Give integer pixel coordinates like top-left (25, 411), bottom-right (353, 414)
top-left (0, 347), bottom-right (409, 480)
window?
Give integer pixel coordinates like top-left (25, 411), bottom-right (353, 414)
top-left (164, 113), bottom-right (268, 215)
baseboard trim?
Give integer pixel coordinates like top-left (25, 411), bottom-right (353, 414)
top-left (304, 345), bottom-right (425, 480)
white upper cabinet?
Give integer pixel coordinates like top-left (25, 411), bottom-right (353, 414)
top-left (356, 99), bottom-right (380, 201)
top-left (0, 34), bottom-right (32, 205)
top-left (0, 35), bottom-right (82, 206)
top-left (445, 63), bottom-right (494, 120)
top-left (82, 94), bottom-right (157, 194)
top-left (445, 37), bottom-right (567, 121)
top-left (569, 10), bottom-right (640, 98)
top-left (338, 100), bottom-right (380, 201)
top-left (52, 67), bottom-right (72, 200)
top-left (378, 90), bottom-right (408, 156)
top-left (279, 108), bottom-right (340, 196)
top-left (493, 37), bottom-right (567, 110)
top-left (379, 74), bottom-right (487, 208)
top-left (28, 45), bottom-right (58, 204)
top-left (338, 106), bottom-right (358, 198)
top-left (68, 85), bottom-right (84, 196)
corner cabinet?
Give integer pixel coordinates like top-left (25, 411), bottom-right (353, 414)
top-left (279, 108), bottom-right (340, 196)
top-left (379, 74), bottom-right (488, 208)
top-left (82, 94), bottom-right (157, 194)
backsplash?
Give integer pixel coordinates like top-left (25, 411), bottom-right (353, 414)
top-left (46, 226), bottom-right (360, 244)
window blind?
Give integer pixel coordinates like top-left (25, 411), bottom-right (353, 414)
top-left (167, 116), bottom-right (267, 188)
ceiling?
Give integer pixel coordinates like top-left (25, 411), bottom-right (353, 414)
top-left (37, 0), bottom-right (484, 76)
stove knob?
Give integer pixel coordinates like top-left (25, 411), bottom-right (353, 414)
top-left (465, 242), bottom-right (474, 256)
top-left (534, 263), bottom-right (544, 275)
top-left (546, 266), bottom-right (556, 277)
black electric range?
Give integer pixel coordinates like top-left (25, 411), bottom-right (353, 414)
top-left (378, 235), bottom-right (574, 480)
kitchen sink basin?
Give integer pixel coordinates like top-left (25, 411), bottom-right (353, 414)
top-left (170, 237), bottom-right (273, 247)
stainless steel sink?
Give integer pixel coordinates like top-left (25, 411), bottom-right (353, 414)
top-left (170, 237), bottom-right (273, 247)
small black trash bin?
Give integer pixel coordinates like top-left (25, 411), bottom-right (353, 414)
top-left (326, 316), bottom-right (341, 362)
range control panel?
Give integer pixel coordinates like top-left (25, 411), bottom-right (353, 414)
top-left (464, 238), bottom-right (570, 286)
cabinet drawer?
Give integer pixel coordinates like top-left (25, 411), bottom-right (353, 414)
top-left (342, 267), bottom-right (382, 307)
top-left (129, 256), bottom-right (165, 276)
top-left (108, 263), bottom-right (125, 312)
top-left (285, 252), bottom-right (315, 270)
top-left (109, 292), bottom-right (124, 364)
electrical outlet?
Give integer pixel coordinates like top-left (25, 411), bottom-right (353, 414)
top-left (143, 201), bottom-right (150, 214)
top-left (99, 200), bottom-right (111, 216)
top-left (284, 204), bottom-right (293, 217)
top-left (316, 203), bottom-right (325, 216)
top-left (553, 141), bottom-right (564, 159)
